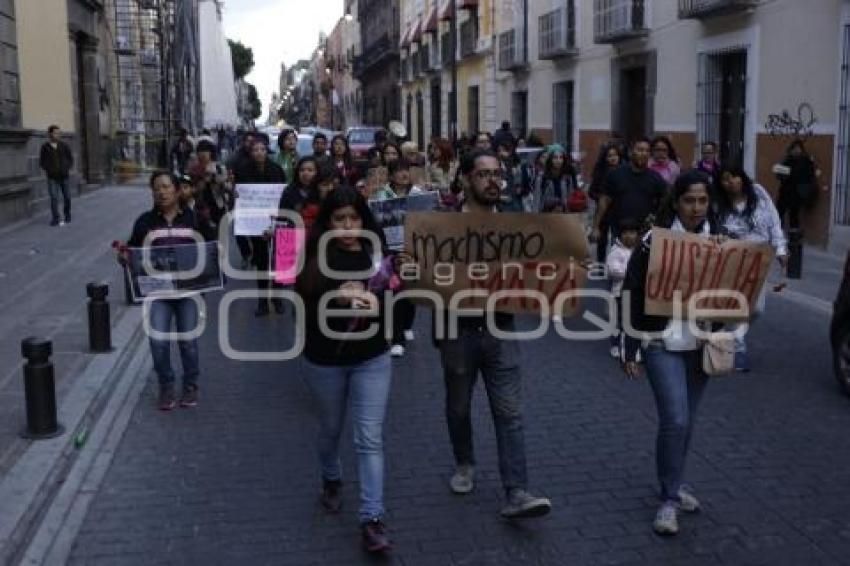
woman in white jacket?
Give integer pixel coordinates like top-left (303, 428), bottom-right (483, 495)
top-left (715, 165), bottom-right (788, 371)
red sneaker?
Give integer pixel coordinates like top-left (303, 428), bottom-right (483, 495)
top-left (158, 386), bottom-right (176, 411)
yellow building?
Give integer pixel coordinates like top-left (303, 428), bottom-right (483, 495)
top-left (400, 0), bottom-right (496, 149)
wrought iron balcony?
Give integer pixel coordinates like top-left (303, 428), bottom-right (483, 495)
top-left (353, 33), bottom-right (398, 78)
top-left (678, 0), bottom-right (758, 19)
top-left (593, 0), bottom-right (648, 44)
top-left (539, 4), bottom-right (577, 60)
top-left (498, 29), bottom-right (526, 72)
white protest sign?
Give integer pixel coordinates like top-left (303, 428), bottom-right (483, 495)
top-left (234, 183), bottom-right (286, 236)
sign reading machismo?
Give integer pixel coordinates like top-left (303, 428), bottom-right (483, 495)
top-left (403, 212), bottom-right (590, 316)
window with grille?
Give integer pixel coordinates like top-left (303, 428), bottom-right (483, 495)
top-left (468, 86), bottom-right (479, 134)
top-left (553, 81), bottom-right (574, 151)
top-left (539, 3), bottom-right (576, 58)
top-left (511, 91), bottom-right (528, 140)
top-left (697, 48), bottom-right (747, 167)
top-left (836, 23), bottom-right (850, 225)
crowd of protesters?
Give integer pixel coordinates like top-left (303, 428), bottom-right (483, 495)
top-left (114, 120), bottom-right (819, 553)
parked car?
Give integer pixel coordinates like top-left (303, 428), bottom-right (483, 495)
top-left (347, 126), bottom-right (385, 163)
top-left (831, 251), bottom-right (850, 395)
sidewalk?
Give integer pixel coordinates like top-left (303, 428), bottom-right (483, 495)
top-left (0, 184), bottom-right (151, 475)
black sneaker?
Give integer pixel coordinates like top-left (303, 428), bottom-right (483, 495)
top-left (361, 519), bottom-right (391, 553)
top-left (158, 386), bottom-right (176, 411)
top-left (64, 215), bottom-right (71, 224)
top-left (49, 219), bottom-right (59, 227)
top-left (179, 387), bottom-right (198, 408)
top-left (320, 479), bottom-right (342, 513)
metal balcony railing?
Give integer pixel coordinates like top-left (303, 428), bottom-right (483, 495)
top-left (353, 33), bottom-right (398, 78)
top-left (678, 0), bottom-right (758, 19)
top-left (593, 0), bottom-right (648, 44)
top-left (539, 4), bottom-right (577, 59)
top-left (498, 29), bottom-right (526, 71)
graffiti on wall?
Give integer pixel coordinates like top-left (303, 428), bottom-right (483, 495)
top-left (764, 102), bottom-right (818, 139)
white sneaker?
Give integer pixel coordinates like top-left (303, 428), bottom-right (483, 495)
top-left (653, 502), bottom-right (679, 535)
top-left (390, 344), bottom-right (405, 357)
top-left (636, 350), bottom-right (642, 363)
top-left (552, 314), bottom-right (563, 324)
top-left (59, 221), bottom-right (66, 227)
top-left (677, 487), bottom-right (700, 513)
top-left (609, 346), bottom-right (620, 359)
top-left (449, 465), bottom-right (474, 494)
top-left (403, 329), bottom-right (415, 342)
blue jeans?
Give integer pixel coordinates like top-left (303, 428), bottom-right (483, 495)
top-left (47, 178), bottom-right (71, 222)
top-left (643, 344), bottom-right (708, 502)
top-left (147, 298), bottom-right (200, 390)
top-left (439, 326), bottom-right (528, 493)
top-left (303, 353), bottom-right (392, 523)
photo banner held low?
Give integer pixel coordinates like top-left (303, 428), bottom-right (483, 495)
top-left (402, 212), bottom-right (590, 316)
top-left (125, 241), bottom-right (224, 301)
top-left (644, 228), bottom-right (775, 320)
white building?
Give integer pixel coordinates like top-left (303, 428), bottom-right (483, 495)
top-left (489, 0), bottom-right (849, 248)
top-left (198, 0), bottom-right (238, 127)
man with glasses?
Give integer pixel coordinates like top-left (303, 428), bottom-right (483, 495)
top-left (435, 149), bottom-right (552, 519)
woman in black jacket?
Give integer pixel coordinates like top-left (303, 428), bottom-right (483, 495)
top-left (776, 139), bottom-right (820, 230)
top-left (295, 187), bottom-right (394, 553)
top-left (233, 139), bottom-right (287, 316)
top-left (622, 170), bottom-right (724, 537)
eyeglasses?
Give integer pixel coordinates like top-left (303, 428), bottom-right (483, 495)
top-left (473, 169), bottom-right (502, 180)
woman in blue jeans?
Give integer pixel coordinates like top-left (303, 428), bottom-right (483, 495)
top-left (622, 170), bottom-right (724, 536)
top-left (295, 187), bottom-right (394, 553)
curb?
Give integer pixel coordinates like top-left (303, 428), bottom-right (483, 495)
top-left (0, 309), bottom-right (146, 565)
top-left (19, 337), bottom-right (151, 565)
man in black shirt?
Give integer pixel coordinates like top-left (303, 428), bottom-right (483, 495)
top-left (39, 125), bottom-right (74, 226)
top-left (591, 137), bottom-right (667, 242)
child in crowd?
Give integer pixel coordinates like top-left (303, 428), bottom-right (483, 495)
top-left (605, 218), bottom-right (641, 360)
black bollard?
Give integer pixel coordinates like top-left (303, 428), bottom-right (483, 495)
top-left (87, 282), bottom-right (113, 352)
top-left (21, 337), bottom-right (64, 439)
top-left (787, 228), bottom-right (803, 279)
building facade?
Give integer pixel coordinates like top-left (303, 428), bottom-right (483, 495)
top-left (1, 0), bottom-right (112, 228)
top-left (489, 0), bottom-right (847, 247)
top-left (399, 0), bottom-right (499, 149)
top-left (355, 0), bottom-right (401, 127)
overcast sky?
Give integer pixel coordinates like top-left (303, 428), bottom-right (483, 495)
top-left (222, 0), bottom-right (344, 115)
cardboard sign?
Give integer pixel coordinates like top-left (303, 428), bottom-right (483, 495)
top-left (370, 192), bottom-right (440, 251)
top-left (403, 212), bottom-right (589, 315)
top-left (272, 226), bottom-right (305, 285)
top-left (233, 183), bottom-right (286, 235)
top-left (365, 167), bottom-right (389, 199)
top-left (125, 241), bottom-right (224, 300)
top-left (644, 228), bottom-right (775, 319)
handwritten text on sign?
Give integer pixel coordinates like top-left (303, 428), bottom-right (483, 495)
top-left (273, 227), bottom-right (305, 285)
top-left (403, 212), bottom-right (589, 315)
top-left (645, 228), bottom-right (774, 319)
top-left (233, 183), bottom-right (286, 236)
